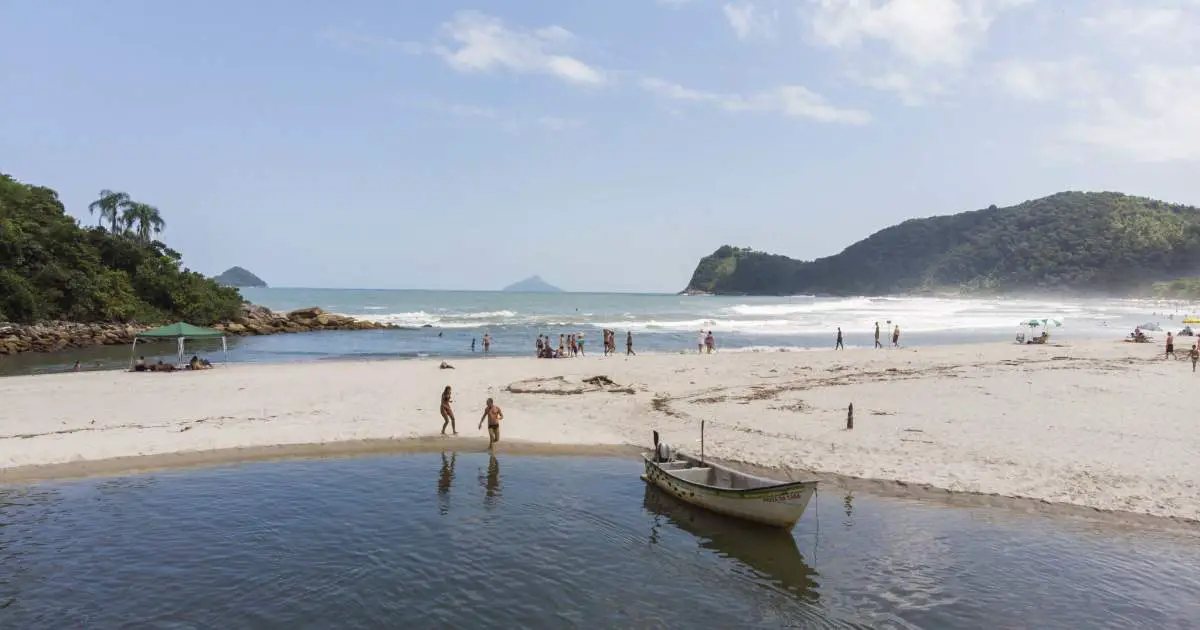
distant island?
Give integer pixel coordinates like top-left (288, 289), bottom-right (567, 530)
top-left (214, 266), bottom-right (267, 288)
top-left (683, 192), bottom-right (1200, 296)
top-left (502, 275), bottom-right (563, 293)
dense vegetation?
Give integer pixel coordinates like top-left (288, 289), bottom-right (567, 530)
top-left (0, 173), bottom-right (243, 325)
top-left (214, 266), bottom-right (267, 288)
top-left (1149, 278), bottom-right (1200, 299)
top-left (684, 192), bottom-right (1200, 296)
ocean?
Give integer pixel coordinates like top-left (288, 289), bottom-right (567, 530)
top-left (2, 453), bottom-right (1198, 629)
top-left (3, 288), bottom-right (1196, 375)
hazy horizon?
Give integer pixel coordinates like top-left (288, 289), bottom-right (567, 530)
top-left (4, 1), bottom-right (1198, 293)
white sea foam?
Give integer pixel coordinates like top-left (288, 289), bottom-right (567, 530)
top-left (331, 296), bottom-right (1175, 336)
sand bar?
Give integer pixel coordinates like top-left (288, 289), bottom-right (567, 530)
top-left (0, 341), bottom-right (1196, 522)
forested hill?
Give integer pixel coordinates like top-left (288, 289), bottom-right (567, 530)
top-left (684, 192), bottom-right (1200, 296)
top-left (0, 173), bottom-right (243, 325)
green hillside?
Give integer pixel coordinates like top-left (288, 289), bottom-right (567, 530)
top-left (0, 173), bottom-right (243, 325)
top-left (684, 192), bottom-right (1200, 296)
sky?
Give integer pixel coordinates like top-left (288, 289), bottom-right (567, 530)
top-left (2, 0), bottom-right (1199, 292)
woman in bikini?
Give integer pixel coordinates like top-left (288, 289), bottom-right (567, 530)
top-left (440, 385), bottom-right (457, 435)
top-left (478, 397), bottom-right (504, 450)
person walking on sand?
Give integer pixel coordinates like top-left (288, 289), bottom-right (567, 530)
top-left (1190, 344), bottom-right (1198, 372)
top-left (1166, 332), bottom-right (1177, 359)
top-left (478, 397), bottom-right (504, 450)
top-left (892, 325), bottom-right (900, 348)
top-left (482, 333), bottom-right (491, 354)
top-left (626, 331), bottom-right (636, 356)
top-left (835, 327), bottom-right (844, 350)
top-left (874, 322), bottom-right (882, 349)
top-left (440, 386), bottom-right (457, 435)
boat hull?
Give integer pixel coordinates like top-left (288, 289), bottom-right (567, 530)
top-left (641, 456), bottom-right (816, 529)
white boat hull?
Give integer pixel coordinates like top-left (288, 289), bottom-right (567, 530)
top-left (641, 455), bottom-right (816, 530)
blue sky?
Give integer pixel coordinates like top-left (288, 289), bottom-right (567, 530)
top-left (2, 1), bottom-right (1198, 292)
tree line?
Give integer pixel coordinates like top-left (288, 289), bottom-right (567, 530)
top-left (0, 173), bottom-right (242, 325)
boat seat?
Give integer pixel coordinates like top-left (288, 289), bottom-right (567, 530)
top-left (670, 467), bottom-right (714, 483)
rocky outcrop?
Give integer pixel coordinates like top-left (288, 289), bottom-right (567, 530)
top-left (0, 304), bottom-right (398, 357)
top-left (0, 322), bottom-right (151, 355)
top-left (212, 304), bottom-right (396, 336)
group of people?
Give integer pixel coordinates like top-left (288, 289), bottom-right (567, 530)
top-left (602, 329), bottom-right (634, 356)
top-left (131, 355), bottom-right (212, 372)
top-left (697, 330), bottom-right (716, 353)
top-left (1162, 331), bottom-right (1200, 371)
top-left (835, 322), bottom-right (901, 350)
top-left (439, 385), bottom-right (504, 449)
top-left (535, 332), bottom-right (585, 358)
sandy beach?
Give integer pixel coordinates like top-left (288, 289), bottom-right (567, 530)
top-left (1, 340), bottom-right (1196, 522)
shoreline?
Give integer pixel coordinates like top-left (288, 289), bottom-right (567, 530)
top-left (0, 304), bottom-right (398, 357)
top-left (2, 340), bottom-right (1196, 527)
top-left (3, 435), bottom-right (1196, 534)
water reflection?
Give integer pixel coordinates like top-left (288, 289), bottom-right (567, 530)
top-left (479, 454), bottom-right (501, 508)
top-left (641, 485), bottom-right (820, 602)
top-left (438, 452), bottom-right (456, 516)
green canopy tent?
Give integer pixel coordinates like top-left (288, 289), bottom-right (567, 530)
top-left (131, 322), bottom-right (228, 368)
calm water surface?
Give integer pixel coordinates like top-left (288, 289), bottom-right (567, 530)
top-left (2, 454), bottom-right (1198, 629)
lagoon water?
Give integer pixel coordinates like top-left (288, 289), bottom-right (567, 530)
top-left (5, 288), bottom-right (1196, 376)
top-left (2, 454), bottom-right (1198, 629)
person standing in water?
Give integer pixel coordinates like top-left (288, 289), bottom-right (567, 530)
top-left (698, 330), bottom-right (706, 354)
top-left (874, 322), bottom-right (882, 349)
top-left (626, 331), bottom-right (636, 356)
top-left (577, 332), bottom-right (586, 356)
top-left (471, 338), bottom-right (476, 353)
top-left (892, 325), bottom-right (901, 348)
top-left (440, 386), bottom-right (457, 435)
top-left (478, 397), bottom-right (504, 450)
top-left (835, 327), bottom-right (844, 350)
top-left (482, 333), bottom-right (491, 354)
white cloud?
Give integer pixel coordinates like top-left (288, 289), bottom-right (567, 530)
top-left (434, 11), bottom-right (606, 86)
top-left (640, 77), bottom-right (871, 124)
top-left (1061, 66), bottom-right (1200, 162)
top-left (989, 2), bottom-right (1200, 161)
top-left (802, 0), bottom-right (1034, 100)
top-left (993, 58), bottom-right (1102, 102)
top-left (723, 2), bottom-right (778, 40)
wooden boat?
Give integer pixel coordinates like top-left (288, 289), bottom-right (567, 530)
top-left (641, 428), bottom-right (817, 530)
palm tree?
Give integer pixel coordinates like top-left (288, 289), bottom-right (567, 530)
top-left (87, 189), bottom-right (130, 233)
top-left (120, 201), bottom-right (165, 242)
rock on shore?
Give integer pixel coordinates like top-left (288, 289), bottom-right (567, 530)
top-left (0, 305), bottom-right (398, 356)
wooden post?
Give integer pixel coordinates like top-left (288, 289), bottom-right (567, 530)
top-left (846, 403), bottom-right (854, 430)
top-left (700, 419), bottom-right (705, 464)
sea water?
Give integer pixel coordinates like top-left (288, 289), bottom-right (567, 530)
top-left (5, 289), bottom-right (1194, 375)
top-left (1, 453), bottom-right (1197, 629)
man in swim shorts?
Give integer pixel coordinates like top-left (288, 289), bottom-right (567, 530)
top-left (479, 397), bottom-right (504, 449)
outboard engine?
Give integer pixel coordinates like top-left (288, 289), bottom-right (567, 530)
top-left (651, 430), bottom-right (672, 462)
